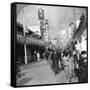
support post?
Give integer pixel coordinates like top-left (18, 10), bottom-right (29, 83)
top-left (23, 26), bottom-right (27, 65)
top-left (22, 9), bottom-right (27, 65)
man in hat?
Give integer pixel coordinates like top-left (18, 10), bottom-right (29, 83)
top-left (78, 51), bottom-right (88, 83)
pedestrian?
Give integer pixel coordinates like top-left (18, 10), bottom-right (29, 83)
top-left (37, 51), bottom-right (40, 61)
top-left (78, 51), bottom-right (88, 83)
top-left (34, 51), bottom-right (37, 62)
top-left (62, 51), bottom-right (69, 83)
top-left (68, 52), bottom-right (75, 83)
top-left (51, 49), bottom-right (58, 74)
top-left (57, 49), bottom-right (62, 70)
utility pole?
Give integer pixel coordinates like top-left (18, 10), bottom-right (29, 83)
top-left (23, 9), bottom-right (27, 65)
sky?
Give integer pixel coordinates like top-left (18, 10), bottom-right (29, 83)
top-left (17, 4), bottom-right (86, 48)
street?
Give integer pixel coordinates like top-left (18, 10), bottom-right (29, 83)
top-left (17, 60), bottom-right (77, 86)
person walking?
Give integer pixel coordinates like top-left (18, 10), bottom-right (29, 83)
top-left (51, 49), bottom-right (58, 74)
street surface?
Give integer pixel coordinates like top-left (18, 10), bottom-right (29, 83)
top-left (17, 60), bottom-right (78, 86)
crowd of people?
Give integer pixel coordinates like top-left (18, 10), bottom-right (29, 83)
top-left (16, 13), bottom-right (88, 83)
top-left (16, 40), bottom-right (88, 83)
top-left (43, 40), bottom-right (88, 83)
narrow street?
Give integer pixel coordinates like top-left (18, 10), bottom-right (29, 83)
top-left (16, 60), bottom-right (71, 86)
top-left (15, 5), bottom-right (87, 87)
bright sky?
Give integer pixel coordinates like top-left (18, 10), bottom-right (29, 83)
top-left (17, 4), bottom-right (86, 48)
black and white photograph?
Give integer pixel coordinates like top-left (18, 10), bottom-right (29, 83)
top-left (11, 3), bottom-right (88, 87)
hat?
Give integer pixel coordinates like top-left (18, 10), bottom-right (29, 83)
top-left (81, 51), bottom-right (87, 55)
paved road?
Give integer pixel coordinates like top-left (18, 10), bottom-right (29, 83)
top-left (17, 60), bottom-right (77, 86)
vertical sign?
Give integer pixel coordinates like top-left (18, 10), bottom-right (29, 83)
top-left (38, 8), bottom-right (44, 20)
top-left (38, 8), bottom-right (45, 38)
top-left (44, 19), bottom-right (49, 42)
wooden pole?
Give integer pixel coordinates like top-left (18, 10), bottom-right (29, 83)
top-left (23, 26), bottom-right (27, 64)
top-left (23, 9), bottom-right (27, 65)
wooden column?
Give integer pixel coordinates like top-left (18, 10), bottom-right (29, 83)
top-left (23, 26), bottom-right (27, 64)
